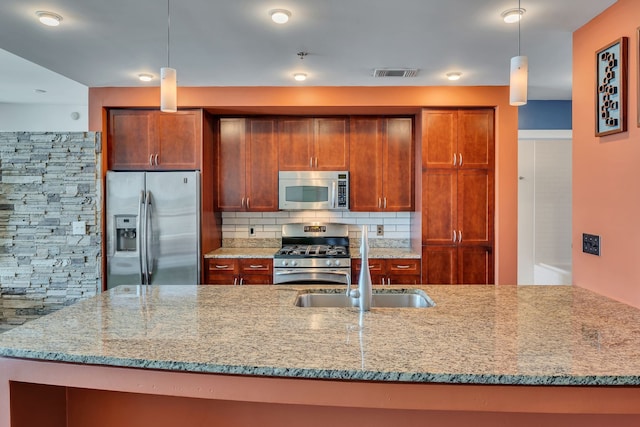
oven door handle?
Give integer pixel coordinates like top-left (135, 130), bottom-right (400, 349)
top-left (275, 269), bottom-right (350, 277)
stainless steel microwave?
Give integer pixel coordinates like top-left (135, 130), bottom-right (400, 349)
top-left (278, 171), bottom-right (349, 210)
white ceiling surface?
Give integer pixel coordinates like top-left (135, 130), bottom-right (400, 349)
top-left (0, 0), bottom-right (616, 105)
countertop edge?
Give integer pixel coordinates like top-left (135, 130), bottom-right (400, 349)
top-left (2, 350), bottom-right (639, 386)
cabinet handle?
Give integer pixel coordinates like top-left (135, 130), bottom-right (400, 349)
top-left (215, 264), bottom-right (229, 269)
top-left (149, 154), bottom-right (154, 167)
top-left (241, 197), bottom-right (245, 209)
top-left (233, 277), bottom-right (238, 286)
top-left (378, 198), bottom-right (382, 209)
top-left (458, 230), bottom-right (462, 243)
top-left (459, 153), bottom-right (463, 166)
top-left (154, 153), bottom-right (159, 165)
top-left (246, 198), bottom-right (250, 209)
top-left (384, 197), bottom-right (387, 209)
top-left (239, 277), bottom-right (244, 286)
top-left (453, 153), bottom-right (457, 166)
top-left (310, 157), bottom-right (313, 168)
top-left (315, 157), bottom-right (318, 168)
top-left (394, 265), bottom-right (411, 269)
top-left (452, 230), bottom-right (456, 243)
top-left (249, 265), bottom-right (264, 269)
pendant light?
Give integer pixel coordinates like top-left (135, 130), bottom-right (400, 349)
top-left (161, 0), bottom-right (177, 112)
top-left (509, 0), bottom-right (528, 106)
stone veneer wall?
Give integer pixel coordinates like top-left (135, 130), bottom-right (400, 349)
top-left (0, 132), bottom-right (102, 330)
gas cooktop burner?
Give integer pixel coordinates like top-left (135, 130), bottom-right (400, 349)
top-left (276, 244), bottom-right (349, 258)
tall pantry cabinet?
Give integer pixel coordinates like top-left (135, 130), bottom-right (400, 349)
top-left (421, 109), bottom-right (495, 284)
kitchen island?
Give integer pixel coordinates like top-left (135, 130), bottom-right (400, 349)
top-left (2, 285), bottom-right (640, 426)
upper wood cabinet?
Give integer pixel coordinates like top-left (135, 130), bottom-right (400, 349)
top-left (278, 118), bottom-right (349, 170)
top-left (216, 118), bottom-right (278, 211)
top-left (108, 109), bottom-right (203, 171)
top-left (349, 117), bottom-right (414, 211)
top-left (422, 109), bottom-right (494, 170)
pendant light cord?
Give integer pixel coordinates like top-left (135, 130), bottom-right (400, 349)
top-left (517, 0), bottom-right (521, 56)
top-left (166, 0), bottom-right (171, 68)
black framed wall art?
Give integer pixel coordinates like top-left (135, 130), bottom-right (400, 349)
top-left (596, 37), bottom-right (628, 137)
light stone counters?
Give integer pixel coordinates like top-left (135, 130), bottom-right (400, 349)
top-left (2, 285), bottom-right (640, 386)
top-left (351, 248), bottom-right (421, 259)
top-left (204, 247), bottom-right (280, 258)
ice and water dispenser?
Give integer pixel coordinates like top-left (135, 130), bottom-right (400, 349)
top-left (115, 215), bottom-right (137, 252)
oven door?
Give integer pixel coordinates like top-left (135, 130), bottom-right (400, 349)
top-left (273, 268), bottom-right (351, 285)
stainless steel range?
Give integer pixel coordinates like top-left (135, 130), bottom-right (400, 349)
top-left (273, 223), bottom-right (351, 285)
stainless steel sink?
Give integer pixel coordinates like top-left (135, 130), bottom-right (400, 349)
top-left (294, 290), bottom-right (434, 308)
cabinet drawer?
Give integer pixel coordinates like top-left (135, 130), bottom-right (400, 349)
top-left (352, 259), bottom-right (385, 273)
top-left (240, 259), bottom-right (273, 274)
top-left (207, 259), bottom-right (239, 273)
top-left (386, 259), bottom-right (420, 274)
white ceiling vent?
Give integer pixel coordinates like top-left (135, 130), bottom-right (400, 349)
top-left (372, 68), bottom-right (419, 78)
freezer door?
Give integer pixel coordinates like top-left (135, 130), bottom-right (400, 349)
top-left (106, 172), bottom-right (146, 288)
top-left (145, 172), bottom-right (201, 285)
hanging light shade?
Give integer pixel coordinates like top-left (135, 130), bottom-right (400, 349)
top-left (510, 55), bottom-right (528, 106)
top-left (160, 0), bottom-right (177, 113)
top-left (509, 0), bottom-right (528, 106)
top-left (161, 67), bottom-right (177, 112)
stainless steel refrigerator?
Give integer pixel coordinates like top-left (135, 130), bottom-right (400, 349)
top-left (106, 171), bottom-right (200, 289)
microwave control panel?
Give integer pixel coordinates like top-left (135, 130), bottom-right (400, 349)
top-left (337, 179), bottom-right (348, 208)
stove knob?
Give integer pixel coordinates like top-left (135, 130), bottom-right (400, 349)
top-left (326, 260), bottom-right (332, 267)
top-left (334, 260), bottom-right (341, 267)
top-left (281, 260), bottom-right (288, 267)
top-left (291, 260), bottom-right (298, 267)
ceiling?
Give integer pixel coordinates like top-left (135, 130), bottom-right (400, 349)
top-left (0, 0), bottom-right (616, 106)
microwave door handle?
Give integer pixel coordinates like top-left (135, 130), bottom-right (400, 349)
top-left (332, 181), bottom-right (337, 209)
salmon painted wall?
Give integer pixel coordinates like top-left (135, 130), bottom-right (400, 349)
top-left (89, 86), bottom-right (518, 285)
top-left (573, 0), bottom-right (640, 306)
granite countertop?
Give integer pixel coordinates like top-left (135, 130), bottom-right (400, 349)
top-left (2, 285), bottom-right (640, 386)
top-left (352, 248), bottom-right (421, 259)
top-left (204, 248), bottom-right (280, 258)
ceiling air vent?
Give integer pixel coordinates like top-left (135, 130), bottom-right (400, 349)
top-left (373, 68), bottom-right (419, 78)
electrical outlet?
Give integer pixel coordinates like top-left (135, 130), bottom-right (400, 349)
top-left (376, 225), bottom-right (384, 236)
top-left (582, 233), bottom-right (601, 256)
top-left (249, 226), bottom-right (256, 237)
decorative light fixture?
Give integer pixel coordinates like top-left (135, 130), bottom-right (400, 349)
top-left (270, 9), bottom-right (291, 24)
top-left (36, 11), bottom-right (63, 27)
top-left (160, 0), bottom-right (177, 113)
top-left (501, 8), bottom-right (525, 24)
top-left (446, 72), bottom-right (462, 81)
top-left (138, 74), bottom-right (154, 82)
top-left (293, 73), bottom-right (307, 82)
top-left (509, 0), bottom-right (528, 106)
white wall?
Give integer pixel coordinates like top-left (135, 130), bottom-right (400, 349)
top-left (0, 104), bottom-right (88, 131)
top-left (518, 130), bottom-right (573, 285)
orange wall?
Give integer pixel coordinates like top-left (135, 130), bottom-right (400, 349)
top-left (89, 85), bottom-right (518, 284)
top-left (573, 0), bottom-right (640, 306)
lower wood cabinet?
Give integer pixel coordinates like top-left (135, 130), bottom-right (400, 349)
top-left (421, 246), bottom-right (493, 285)
top-left (351, 259), bottom-right (420, 285)
top-left (204, 258), bottom-right (273, 285)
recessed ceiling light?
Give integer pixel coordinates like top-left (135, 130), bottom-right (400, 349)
top-left (36, 11), bottom-right (63, 27)
top-left (446, 72), bottom-right (462, 81)
top-left (138, 74), bottom-right (154, 82)
top-left (270, 9), bottom-right (291, 24)
top-left (501, 8), bottom-right (525, 24)
top-left (293, 73), bottom-right (307, 82)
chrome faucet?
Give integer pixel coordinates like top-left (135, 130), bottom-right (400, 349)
top-left (346, 225), bottom-right (373, 311)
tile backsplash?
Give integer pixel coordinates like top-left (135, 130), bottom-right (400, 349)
top-left (222, 211), bottom-right (411, 247)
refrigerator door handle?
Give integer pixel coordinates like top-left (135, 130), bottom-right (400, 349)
top-left (138, 190), bottom-right (147, 285)
top-left (145, 190), bottom-right (154, 284)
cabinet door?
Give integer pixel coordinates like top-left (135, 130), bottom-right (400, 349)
top-left (421, 246), bottom-right (457, 285)
top-left (108, 110), bottom-right (154, 170)
top-left (422, 170), bottom-right (457, 245)
top-left (205, 259), bottom-right (239, 285)
top-left (457, 169), bottom-right (493, 246)
top-left (155, 110), bottom-right (201, 170)
top-left (216, 119), bottom-right (247, 211)
top-left (457, 246), bottom-right (493, 284)
top-left (278, 119), bottom-right (313, 170)
top-left (422, 110), bottom-right (457, 169)
top-left (349, 118), bottom-right (384, 211)
top-left (457, 109), bottom-right (494, 170)
top-left (246, 119), bottom-right (278, 211)
top-left (386, 275), bottom-right (420, 285)
top-left (239, 275), bottom-right (273, 285)
top-left (383, 118), bottom-right (414, 211)
top-left (314, 118), bottom-right (349, 170)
